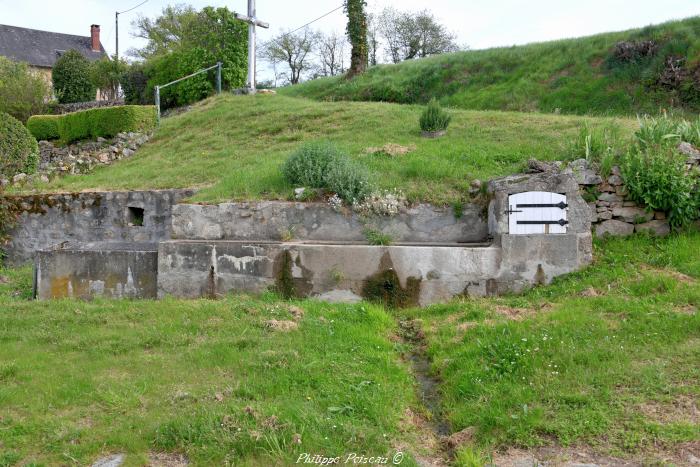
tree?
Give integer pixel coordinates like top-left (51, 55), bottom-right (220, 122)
top-left (132, 6), bottom-right (247, 92)
top-left (52, 50), bottom-right (96, 104)
top-left (91, 56), bottom-right (127, 101)
top-left (130, 5), bottom-right (199, 58)
top-left (345, 0), bottom-right (368, 76)
top-left (0, 57), bottom-right (50, 122)
top-left (366, 13), bottom-right (380, 67)
top-left (378, 8), bottom-right (458, 63)
top-left (121, 63), bottom-right (150, 104)
top-left (261, 28), bottom-right (317, 85)
top-left (317, 31), bottom-right (347, 77)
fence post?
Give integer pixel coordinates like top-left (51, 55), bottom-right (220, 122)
top-left (216, 62), bottom-right (222, 94)
top-left (155, 86), bottom-right (161, 123)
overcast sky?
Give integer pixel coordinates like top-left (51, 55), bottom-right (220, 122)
top-left (1, 0), bottom-right (698, 80)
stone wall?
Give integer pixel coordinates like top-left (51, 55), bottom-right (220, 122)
top-left (5, 189), bottom-right (195, 265)
top-left (2, 132), bottom-right (151, 188)
top-left (528, 143), bottom-right (700, 237)
top-left (171, 201), bottom-right (489, 243)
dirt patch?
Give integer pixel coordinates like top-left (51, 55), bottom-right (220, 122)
top-left (264, 320), bottom-right (298, 332)
top-left (492, 440), bottom-right (700, 466)
top-left (494, 305), bottom-right (535, 321)
top-left (288, 305), bottom-right (305, 320)
top-left (365, 143), bottom-right (417, 157)
top-left (149, 452), bottom-right (189, 466)
top-left (639, 264), bottom-right (697, 284)
top-left (673, 304), bottom-right (698, 315)
top-left (637, 394), bottom-right (700, 424)
top-left (394, 408), bottom-right (448, 467)
top-left (444, 426), bottom-right (475, 450)
top-left (580, 287), bottom-right (601, 297)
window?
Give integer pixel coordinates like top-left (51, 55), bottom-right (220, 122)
top-left (127, 206), bottom-right (144, 227)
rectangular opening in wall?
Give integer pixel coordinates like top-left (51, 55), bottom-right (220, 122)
top-left (127, 206), bottom-right (145, 227)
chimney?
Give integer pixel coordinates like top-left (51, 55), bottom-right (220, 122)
top-left (90, 24), bottom-right (101, 52)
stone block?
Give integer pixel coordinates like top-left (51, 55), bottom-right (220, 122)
top-left (595, 219), bottom-right (634, 237)
top-left (612, 206), bottom-right (653, 223)
top-left (635, 220), bottom-right (671, 237)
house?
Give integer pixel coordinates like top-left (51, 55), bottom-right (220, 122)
top-left (0, 23), bottom-right (107, 98)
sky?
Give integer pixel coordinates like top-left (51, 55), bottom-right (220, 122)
top-left (1, 0), bottom-right (698, 80)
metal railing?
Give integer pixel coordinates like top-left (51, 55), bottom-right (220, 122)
top-left (154, 61), bottom-right (222, 122)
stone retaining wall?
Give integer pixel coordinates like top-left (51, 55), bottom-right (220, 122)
top-left (5, 189), bottom-right (194, 265)
top-left (172, 201), bottom-right (489, 243)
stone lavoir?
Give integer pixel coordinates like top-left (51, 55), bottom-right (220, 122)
top-left (9, 171), bottom-right (596, 305)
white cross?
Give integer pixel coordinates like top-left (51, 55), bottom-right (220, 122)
top-left (235, 0), bottom-right (269, 94)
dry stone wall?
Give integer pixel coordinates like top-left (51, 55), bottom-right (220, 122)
top-left (531, 144), bottom-right (700, 237)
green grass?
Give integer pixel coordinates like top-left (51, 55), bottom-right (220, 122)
top-left (0, 284), bottom-right (418, 465)
top-left (398, 231), bottom-right (700, 461)
top-left (1, 232), bottom-right (699, 465)
top-left (18, 94), bottom-right (635, 204)
top-left (281, 16), bottom-right (700, 116)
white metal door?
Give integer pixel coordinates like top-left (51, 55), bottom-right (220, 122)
top-left (508, 191), bottom-right (568, 235)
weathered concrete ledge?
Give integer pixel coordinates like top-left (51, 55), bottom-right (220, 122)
top-left (171, 201), bottom-right (489, 243)
top-left (6, 189), bottom-right (195, 265)
top-left (35, 242), bottom-right (157, 300)
top-left (157, 240), bottom-right (501, 306)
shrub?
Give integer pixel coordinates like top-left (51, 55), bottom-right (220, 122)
top-left (324, 157), bottom-right (373, 203)
top-left (0, 112), bottom-right (39, 177)
top-left (0, 57), bottom-right (50, 122)
top-left (145, 48), bottom-right (215, 109)
top-left (282, 141), bottom-right (343, 188)
top-left (621, 147), bottom-right (699, 228)
top-left (52, 50), bottom-right (96, 104)
top-left (419, 98), bottom-right (451, 133)
top-left (55, 105), bottom-right (157, 143)
top-left (609, 40), bottom-right (657, 65)
top-left (27, 115), bottom-right (61, 140)
top-left (281, 141), bottom-right (374, 203)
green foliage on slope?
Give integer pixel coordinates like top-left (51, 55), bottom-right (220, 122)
top-left (281, 16), bottom-right (700, 116)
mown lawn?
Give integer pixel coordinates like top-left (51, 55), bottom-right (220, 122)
top-left (1, 232), bottom-right (699, 466)
top-left (17, 94), bottom-right (635, 204)
top-left (0, 277), bottom-right (417, 466)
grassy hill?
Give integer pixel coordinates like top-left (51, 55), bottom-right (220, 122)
top-left (281, 16), bottom-right (700, 116)
top-left (23, 94), bottom-right (634, 204)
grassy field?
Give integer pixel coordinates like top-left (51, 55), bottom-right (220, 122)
top-left (281, 16), bottom-right (700, 116)
top-left (0, 273), bottom-right (417, 466)
top-left (17, 94), bottom-right (635, 204)
top-left (1, 231), bottom-right (699, 466)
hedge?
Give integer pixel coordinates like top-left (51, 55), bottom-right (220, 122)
top-left (1, 111), bottom-right (39, 177)
top-left (26, 115), bottom-right (61, 140)
top-left (27, 105), bottom-right (157, 143)
top-left (57, 105), bottom-right (157, 143)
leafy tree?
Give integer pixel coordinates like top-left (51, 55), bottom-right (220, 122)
top-left (0, 57), bottom-right (50, 122)
top-left (52, 50), bottom-right (96, 103)
top-left (345, 0), bottom-right (368, 76)
top-left (378, 8), bottom-right (458, 63)
top-left (132, 6), bottom-right (247, 91)
top-left (90, 56), bottom-right (127, 101)
top-left (262, 28), bottom-right (318, 85)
